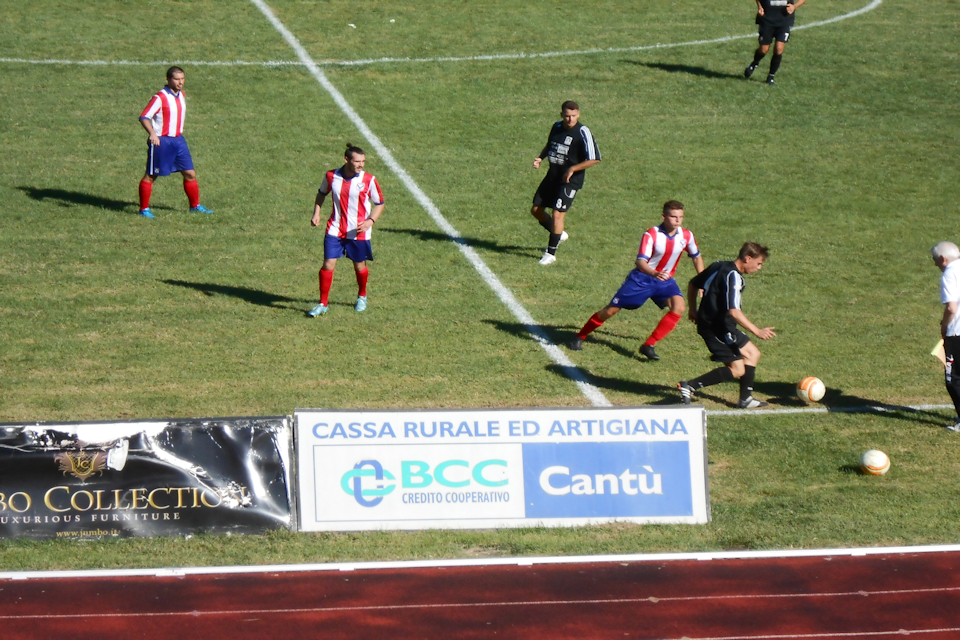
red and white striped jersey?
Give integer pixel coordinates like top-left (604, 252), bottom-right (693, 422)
top-left (139, 87), bottom-right (186, 137)
top-left (637, 225), bottom-right (700, 278)
top-left (320, 169), bottom-right (384, 240)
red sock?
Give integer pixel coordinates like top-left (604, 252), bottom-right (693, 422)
top-left (138, 179), bottom-right (152, 210)
top-left (577, 313), bottom-right (604, 339)
top-left (355, 267), bottom-right (369, 297)
top-left (319, 269), bottom-right (334, 305)
top-left (183, 179), bottom-right (200, 208)
top-left (644, 311), bottom-right (682, 346)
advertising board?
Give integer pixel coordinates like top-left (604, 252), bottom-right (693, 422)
top-left (0, 417), bottom-right (294, 538)
top-left (295, 407), bottom-right (708, 531)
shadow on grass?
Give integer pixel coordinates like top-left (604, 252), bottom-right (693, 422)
top-left (381, 228), bottom-right (541, 259)
top-left (17, 187), bottom-right (173, 214)
top-left (161, 279), bottom-right (311, 312)
top-left (623, 61), bottom-right (742, 80)
top-left (754, 381), bottom-right (949, 427)
top-left (484, 319), bottom-right (677, 402)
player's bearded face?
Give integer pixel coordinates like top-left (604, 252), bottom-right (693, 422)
top-left (344, 153), bottom-right (365, 175)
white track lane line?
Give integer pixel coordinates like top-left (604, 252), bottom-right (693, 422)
top-left (0, 0), bottom-right (882, 69)
top-left (6, 543), bottom-right (960, 582)
top-left (0, 585), bottom-right (958, 623)
top-left (248, 0), bottom-right (611, 407)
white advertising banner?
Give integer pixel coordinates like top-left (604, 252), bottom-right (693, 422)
top-left (295, 406), bottom-right (708, 531)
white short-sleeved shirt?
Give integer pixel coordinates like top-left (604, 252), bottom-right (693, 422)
top-left (940, 259), bottom-right (960, 336)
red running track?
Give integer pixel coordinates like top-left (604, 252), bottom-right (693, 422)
top-left (2, 550), bottom-right (960, 639)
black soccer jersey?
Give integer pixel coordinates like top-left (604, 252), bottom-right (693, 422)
top-left (689, 261), bottom-right (745, 334)
top-left (757, 0), bottom-right (796, 27)
top-left (538, 121), bottom-right (601, 190)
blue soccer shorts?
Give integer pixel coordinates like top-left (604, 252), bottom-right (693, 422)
top-left (609, 271), bottom-right (681, 310)
top-left (324, 235), bottom-right (374, 263)
top-left (146, 135), bottom-right (194, 177)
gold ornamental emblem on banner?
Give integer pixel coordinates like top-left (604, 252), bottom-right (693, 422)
top-left (54, 450), bottom-right (108, 481)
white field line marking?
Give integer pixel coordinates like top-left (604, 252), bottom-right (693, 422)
top-left (248, 0), bottom-right (611, 407)
top-left (6, 543), bottom-right (960, 582)
top-left (0, 584), bottom-right (957, 621)
top-left (0, 0), bottom-right (882, 69)
top-left (707, 403), bottom-right (953, 418)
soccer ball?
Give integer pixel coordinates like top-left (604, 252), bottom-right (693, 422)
top-left (796, 377), bottom-right (825, 403)
top-left (860, 449), bottom-right (890, 476)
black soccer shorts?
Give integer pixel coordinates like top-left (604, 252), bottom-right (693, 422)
top-left (698, 325), bottom-right (751, 364)
top-left (758, 22), bottom-right (791, 45)
top-left (533, 177), bottom-right (578, 212)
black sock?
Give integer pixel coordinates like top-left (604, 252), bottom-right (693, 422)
top-left (740, 365), bottom-right (757, 401)
top-left (769, 54), bottom-right (782, 76)
top-left (539, 217), bottom-right (553, 232)
top-left (690, 367), bottom-right (734, 390)
top-left (752, 49), bottom-right (766, 66)
top-left (547, 233), bottom-right (562, 255)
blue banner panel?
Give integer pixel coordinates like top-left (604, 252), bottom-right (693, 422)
top-left (522, 442), bottom-right (693, 519)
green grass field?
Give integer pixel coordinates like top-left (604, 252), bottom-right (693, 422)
top-left (1, 0), bottom-right (959, 570)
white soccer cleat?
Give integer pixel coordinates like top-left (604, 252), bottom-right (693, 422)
top-left (559, 231), bottom-right (569, 243)
top-left (539, 252), bottom-right (557, 265)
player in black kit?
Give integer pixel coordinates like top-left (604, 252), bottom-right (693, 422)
top-left (678, 242), bottom-right (777, 409)
top-left (744, 0), bottom-right (807, 85)
top-left (530, 100), bottom-right (601, 265)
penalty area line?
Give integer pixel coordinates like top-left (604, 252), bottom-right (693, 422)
top-left (248, 0), bottom-right (611, 407)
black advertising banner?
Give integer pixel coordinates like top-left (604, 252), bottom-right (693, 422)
top-left (0, 417), bottom-right (293, 539)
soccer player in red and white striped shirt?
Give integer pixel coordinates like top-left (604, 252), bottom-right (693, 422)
top-left (137, 66), bottom-right (212, 218)
top-left (568, 201), bottom-right (704, 360)
top-left (308, 144), bottom-right (385, 317)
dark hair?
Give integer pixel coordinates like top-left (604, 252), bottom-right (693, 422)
top-left (662, 200), bottom-right (684, 214)
top-left (344, 142), bottom-right (365, 160)
top-left (561, 100), bottom-right (580, 112)
top-left (738, 242), bottom-right (769, 261)
top-left (166, 66), bottom-right (184, 80)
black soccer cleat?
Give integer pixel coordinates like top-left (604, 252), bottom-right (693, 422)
top-left (567, 337), bottom-right (584, 351)
top-left (639, 344), bottom-right (660, 361)
top-left (678, 381), bottom-right (695, 405)
top-left (766, 74), bottom-right (776, 85)
top-left (737, 396), bottom-right (769, 409)
top-left (744, 64), bottom-right (757, 79)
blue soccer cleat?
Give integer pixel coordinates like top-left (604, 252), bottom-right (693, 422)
top-left (190, 205), bottom-right (213, 214)
top-left (307, 303), bottom-right (328, 317)
top-left (355, 296), bottom-right (367, 312)
top-left (139, 208), bottom-right (155, 219)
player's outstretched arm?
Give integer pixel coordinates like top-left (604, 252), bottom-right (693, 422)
top-left (139, 117), bottom-right (159, 146)
top-left (562, 159), bottom-right (601, 184)
top-left (636, 257), bottom-right (669, 281)
top-left (942, 301), bottom-right (959, 338)
top-left (729, 309), bottom-right (776, 340)
top-left (357, 202), bottom-right (385, 234)
top-left (311, 192), bottom-right (326, 227)
top-left (686, 281), bottom-right (700, 322)
top-left (691, 255), bottom-right (705, 274)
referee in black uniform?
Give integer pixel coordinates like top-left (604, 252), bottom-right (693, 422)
top-left (530, 100), bottom-right (601, 266)
top-left (678, 242), bottom-right (776, 409)
top-left (744, 0), bottom-right (807, 85)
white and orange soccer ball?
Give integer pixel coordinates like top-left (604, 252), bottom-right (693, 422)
top-left (860, 449), bottom-right (891, 476)
top-left (796, 376), bottom-right (826, 403)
